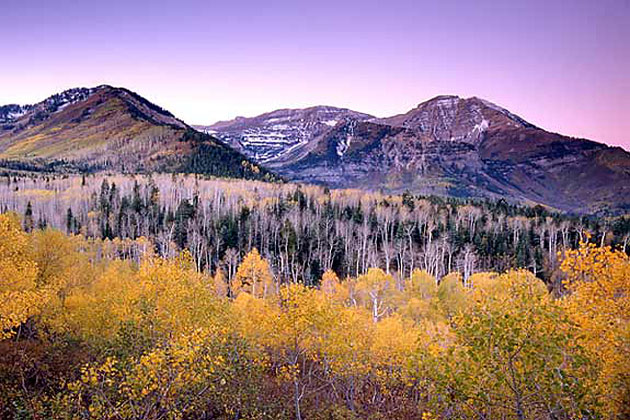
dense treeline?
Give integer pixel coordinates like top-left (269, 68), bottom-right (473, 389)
top-left (177, 129), bottom-right (281, 181)
top-left (1, 174), bottom-right (629, 291)
top-left (0, 212), bottom-right (628, 419)
top-left (0, 159), bottom-right (103, 174)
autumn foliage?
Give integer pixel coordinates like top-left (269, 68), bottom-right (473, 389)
top-left (0, 213), bottom-right (628, 419)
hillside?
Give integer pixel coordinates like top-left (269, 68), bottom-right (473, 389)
top-left (0, 86), bottom-right (274, 180)
top-left (208, 96), bottom-right (630, 214)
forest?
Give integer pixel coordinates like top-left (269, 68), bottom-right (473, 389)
top-left (0, 174), bottom-right (629, 419)
top-left (1, 174), bottom-right (629, 289)
top-left (0, 209), bottom-right (628, 419)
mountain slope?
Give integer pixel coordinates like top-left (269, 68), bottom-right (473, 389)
top-left (198, 106), bottom-right (373, 167)
top-left (208, 96), bottom-right (630, 213)
top-left (0, 85), bottom-right (274, 180)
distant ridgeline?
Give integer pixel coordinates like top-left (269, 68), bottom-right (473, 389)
top-left (3, 174), bottom-right (629, 289)
top-left (2, 85), bottom-right (630, 214)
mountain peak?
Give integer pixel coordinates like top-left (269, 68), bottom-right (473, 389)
top-left (379, 95), bottom-right (536, 142)
top-left (0, 85), bottom-right (271, 180)
top-left (469, 96), bottom-right (537, 129)
top-left (420, 94), bottom-right (461, 104)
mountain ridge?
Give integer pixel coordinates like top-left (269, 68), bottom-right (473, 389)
top-left (3, 86), bottom-right (629, 213)
top-left (205, 95), bottom-right (630, 214)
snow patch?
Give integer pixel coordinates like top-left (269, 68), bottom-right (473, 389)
top-left (435, 97), bottom-right (460, 108)
top-left (472, 119), bottom-right (489, 134)
top-left (336, 137), bottom-right (350, 157)
top-left (7, 110), bottom-right (26, 120)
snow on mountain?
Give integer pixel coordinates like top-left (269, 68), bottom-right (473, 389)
top-left (1, 87), bottom-right (96, 125)
top-left (0, 105), bottom-right (29, 124)
top-left (378, 95), bottom-right (537, 145)
top-left (197, 96), bottom-right (538, 167)
top-left (199, 106), bottom-right (373, 164)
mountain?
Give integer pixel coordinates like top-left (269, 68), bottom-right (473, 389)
top-left (0, 85), bottom-right (274, 180)
top-left (196, 106), bottom-right (373, 166)
top-left (207, 96), bottom-right (630, 214)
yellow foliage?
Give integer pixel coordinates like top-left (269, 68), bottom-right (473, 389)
top-left (321, 269), bottom-right (340, 296)
top-left (398, 269), bottom-right (444, 323)
top-left (561, 241), bottom-right (630, 418)
top-left (372, 314), bottom-right (418, 367)
top-left (232, 291), bottom-right (282, 348)
top-left (321, 269), bottom-right (352, 305)
top-left (213, 267), bottom-right (229, 298)
top-left (49, 251), bottom-right (220, 348)
top-left (433, 270), bottom-right (586, 419)
top-left (0, 215), bottom-right (627, 419)
top-left (318, 306), bottom-right (373, 378)
top-left (51, 261), bottom-right (139, 344)
top-left (233, 248), bottom-right (275, 298)
top-left (0, 213), bottom-right (42, 339)
top-left (437, 272), bottom-right (467, 317)
top-left (467, 271), bottom-right (498, 292)
top-left (407, 269), bottom-right (437, 299)
top-left (470, 269), bottom-right (547, 299)
top-left (355, 268), bottom-right (396, 322)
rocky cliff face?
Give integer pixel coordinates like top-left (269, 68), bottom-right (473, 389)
top-left (379, 95), bottom-right (536, 142)
top-left (208, 96), bottom-right (630, 214)
top-left (198, 106), bottom-right (373, 166)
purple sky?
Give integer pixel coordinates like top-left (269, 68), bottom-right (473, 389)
top-left (1, 0), bottom-right (629, 149)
